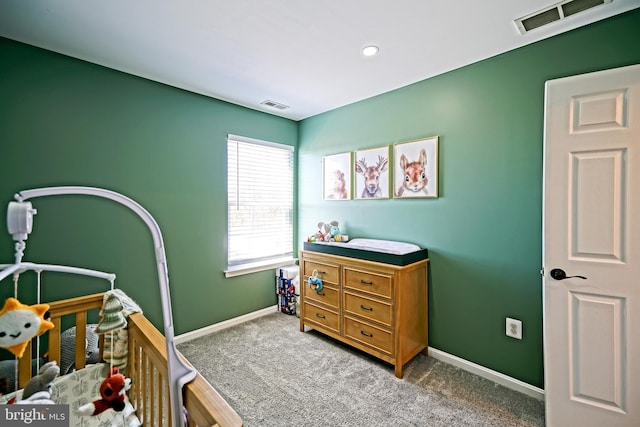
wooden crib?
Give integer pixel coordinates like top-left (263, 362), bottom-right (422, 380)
top-left (16, 292), bottom-right (242, 427)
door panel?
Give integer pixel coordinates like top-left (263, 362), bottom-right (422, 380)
top-left (570, 292), bottom-right (626, 412)
top-left (570, 89), bottom-right (628, 133)
top-left (543, 63), bottom-right (640, 427)
top-left (569, 149), bottom-right (625, 262)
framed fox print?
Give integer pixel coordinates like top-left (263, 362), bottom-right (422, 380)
top-left (323, 152), bottom-right (351, 200)
top-left (354, 146), bottom-right (390, 199)
top-left (393, 136), bottom-right (439, 198)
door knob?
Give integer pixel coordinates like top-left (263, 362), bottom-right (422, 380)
top-left (550, 268), bottom-right (587, 280)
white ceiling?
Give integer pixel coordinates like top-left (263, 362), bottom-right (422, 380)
top-left (1, 1), bottom-right (638, 121)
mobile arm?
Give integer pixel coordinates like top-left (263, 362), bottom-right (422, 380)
top-left (8, 186), bottom-right (195, 427)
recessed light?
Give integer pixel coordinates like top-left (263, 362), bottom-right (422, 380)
top-left (362, 45), bottom-right (379, 57)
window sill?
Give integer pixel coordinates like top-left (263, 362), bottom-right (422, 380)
top-left (224, 257), bottom-right (297, 278)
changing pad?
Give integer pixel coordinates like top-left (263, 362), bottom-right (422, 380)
top-left (303, 238), bottom-right (428, 266)
top-left (344, 238), bottom-right (421, 255)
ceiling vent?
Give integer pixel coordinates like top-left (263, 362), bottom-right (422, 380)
top-left (260, 100), bottom-right (290, 110)
top-left (515, 0), bottom-right (612, 34)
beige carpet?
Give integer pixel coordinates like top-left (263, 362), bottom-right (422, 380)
top-left (177, 312), bottom-right (545, 427)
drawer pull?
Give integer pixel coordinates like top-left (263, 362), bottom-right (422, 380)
top-left (317, 270), bottom-right (326, 275)
top-left (360, 305), bottom-right (373, 311)
top-left (360, 330), bottom-right (373, 338)
top-left (317, 291), bottom-right (325, 296)
top-left (360, 280), bottom-right (373, 285)
top-left (315, 313), bottom-right (326, 319)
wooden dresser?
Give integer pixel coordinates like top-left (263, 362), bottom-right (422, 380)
top-left (299, 248), bottom-right (428, 378)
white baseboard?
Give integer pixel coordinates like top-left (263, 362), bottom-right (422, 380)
top-left (175, 307), bottom-right (544, 401)
top-left (175, 304), bottom-right (278, 345)
top-left (427, 347), bottom-right (545, 400)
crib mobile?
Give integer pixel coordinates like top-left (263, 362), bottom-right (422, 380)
top-left (0, 186), bottom-right (195, 427)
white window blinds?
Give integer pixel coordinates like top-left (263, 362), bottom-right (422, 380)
top-left (227, 134), bottom-right (294, 268)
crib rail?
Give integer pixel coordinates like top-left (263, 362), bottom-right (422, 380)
top-left (18, 293), bottom-right (104, 387)
top-left (128, 312), bottom-right (242, 427)
top-left (17, 293), bottom-right (242, 427)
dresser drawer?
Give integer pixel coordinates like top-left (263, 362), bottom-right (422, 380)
top-left (303, 282), bottom-right (340, 309)
top-left (344, 268), bottom-right (392, 298)
top-left (302, 259), bottom-right (340, 285)
top-left (344, 315), bottom-right (393, 355)
top-left (303, 302), bottom-right (340, 334)
top-left (344, 292), bottom-right (392, 327)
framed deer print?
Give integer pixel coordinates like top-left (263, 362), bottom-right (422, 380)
top-left (354, 146), bottom-right (390, 199)
top-left (323, 152), bottom-right (352, 200)
top-left (393, 136), bottom-right (439, 198)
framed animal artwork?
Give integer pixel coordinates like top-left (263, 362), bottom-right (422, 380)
top-left (393, 136), bottom-right (439, 198)
top-left (354, 146), bottom-right (390, 199)
top-left (323, 152), bottom-right (352, 200)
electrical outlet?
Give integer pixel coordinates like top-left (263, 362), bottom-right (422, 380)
top-left (506, 317), bottom-right (523, 340)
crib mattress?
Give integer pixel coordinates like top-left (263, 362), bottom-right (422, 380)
top-left (303, 238), bottom-right (428, 265)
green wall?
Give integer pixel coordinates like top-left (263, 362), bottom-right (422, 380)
top-left (298, 9), bottom-right (640, 388)
top-left (0, 37), bottom-right (298, 338)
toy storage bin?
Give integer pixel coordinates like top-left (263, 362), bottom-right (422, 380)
top-left (276, 265), bottom-right (300, 316)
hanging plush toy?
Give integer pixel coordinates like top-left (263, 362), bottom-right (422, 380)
top-left (0, 298), bottom-right (54, 358)
top-left (76, 367), bottom-right (132, 416)
top-left (7, 361), bottom-right (60, 405)
top-left (94, 294), bottom-right (127, 334)
top-left (308, 269), bottom-right (323, 292)
top-left (22, 361), bottom-right (59, 400)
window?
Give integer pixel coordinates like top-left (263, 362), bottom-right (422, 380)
top-left (225, 134), bottom-right (294, 277)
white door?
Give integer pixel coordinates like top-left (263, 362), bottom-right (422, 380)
top-left (543, 63), bottom-right (640, 427)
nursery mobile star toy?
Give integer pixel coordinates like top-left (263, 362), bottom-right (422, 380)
top-left (0, 297), bottom-right (54, 358)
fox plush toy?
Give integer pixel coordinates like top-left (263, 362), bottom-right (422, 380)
top-left (77, 367), bottom-right (132, 416)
